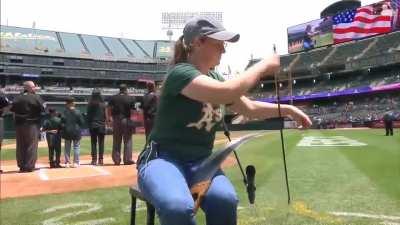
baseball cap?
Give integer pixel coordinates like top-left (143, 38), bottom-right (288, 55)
top-left (183, 16), bottom-right (240, 46)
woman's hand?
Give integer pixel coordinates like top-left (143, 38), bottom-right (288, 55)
top-left (258, 53), bottom-right (280, 79)
top-left (285, 105), bottom-right (312, 129)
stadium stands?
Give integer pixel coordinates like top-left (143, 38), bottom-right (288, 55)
top-left (247, 29), bottom-right (400, 128)
top-left (302, 93), bottom-right (400, 128)
top-left (360, 32), bottom-right (400, 59)
top-left (0, 25), bottom-right (174, 103)
top-left (292, 47), bottom-right (333, 71)
top-left (325, 38), bottom-right (375, 66)
top-left (0, 25), bottom-right (173, 61)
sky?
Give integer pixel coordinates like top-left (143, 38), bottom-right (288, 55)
top-left (0, 0), bottom-right (378, 74)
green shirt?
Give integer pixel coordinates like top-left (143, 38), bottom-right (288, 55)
top-left (150, 63), bottom-right (225, 162)
top-left (43, 116), bottom-right (62, 131)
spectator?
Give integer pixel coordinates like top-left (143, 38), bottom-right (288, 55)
top-left (10, 81), bottom-right (45, 172)
top-left (61, 97), bottom-right (84, 168)
top-left (107, 84), bottom-right (136, 165)
top-left (87, 89), bottom-right (106, 165)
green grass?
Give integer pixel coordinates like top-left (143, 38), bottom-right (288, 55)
top-left (0, 129), bottom-right (399, 225)
top-left (1, 134), bottom-right (147, 161)
top-left (313, 32), bottom-right (333, 47)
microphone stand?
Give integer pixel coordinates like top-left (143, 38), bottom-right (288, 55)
top-left (221, 118), bottom-right (259, 220)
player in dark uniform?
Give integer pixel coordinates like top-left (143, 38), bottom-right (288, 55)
top-left (107, 84), bottom-right (136, 165)
top-left (142, 82), bottom-right (158, 141)
top-left (10, 81), bottom-right (45, 172)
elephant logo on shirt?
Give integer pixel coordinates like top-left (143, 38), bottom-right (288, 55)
top-left (187, 103), bottom-right (223, 132)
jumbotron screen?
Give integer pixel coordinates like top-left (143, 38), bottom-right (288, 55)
top-left (288, 0), bottom-right (399, 53)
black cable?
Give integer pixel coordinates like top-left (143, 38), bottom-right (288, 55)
top-left (221, 119), bottom-right (248, 185)
top-left (273, 44), bottom-right (291, 205)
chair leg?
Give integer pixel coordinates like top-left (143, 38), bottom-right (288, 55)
top-left (130, 196), bottom-right (137, 225)
top-left (146, 202), bottom-right (155, 225)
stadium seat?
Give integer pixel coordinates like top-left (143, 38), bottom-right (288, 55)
top-left (129, 185), bottom-right (155, 225)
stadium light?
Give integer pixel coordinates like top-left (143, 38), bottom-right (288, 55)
top-left (161, 12), bottom-right (223, 40)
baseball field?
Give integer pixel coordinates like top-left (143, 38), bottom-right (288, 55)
top-left (0, 129), bottom-right (399, 225)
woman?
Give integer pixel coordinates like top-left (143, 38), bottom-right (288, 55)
top-left (87, 89), bottom-right (106, 165)
top-left (137, 16), bottom-right (312, 225)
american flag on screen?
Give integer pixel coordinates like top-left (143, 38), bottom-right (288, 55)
top-left (332, 2), bottom-right (392, 44)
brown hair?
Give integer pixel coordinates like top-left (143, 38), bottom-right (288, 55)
top-left (170, 35), bottom-right (189, 65)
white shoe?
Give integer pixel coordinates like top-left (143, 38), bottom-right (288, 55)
top-left (65, 163), bottom-right (70, 168)
top-left (73, 163), bottom-right (80, 168)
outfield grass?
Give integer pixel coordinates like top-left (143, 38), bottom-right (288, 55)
top-left (0, 129), bottom-right (399, 225)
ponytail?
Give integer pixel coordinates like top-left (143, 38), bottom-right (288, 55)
top-left (170, 35), bottom-right (189, 65)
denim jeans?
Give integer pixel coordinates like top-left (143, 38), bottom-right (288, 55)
top-left (64, 139), bottom-right (80, 164)
top-left (137, 151), bottom-right (238, 225)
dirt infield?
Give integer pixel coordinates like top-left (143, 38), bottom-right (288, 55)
top-left (0, 153), bottom-right (237, 199)
top-left (2, 140), bottom-right (50, 150)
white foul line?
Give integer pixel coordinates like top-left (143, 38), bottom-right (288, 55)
top-left (330, 211), bottom-right (400, 221)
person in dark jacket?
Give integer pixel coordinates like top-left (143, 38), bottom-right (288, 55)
top-left (142, 82), bottom-right (158, 141)
top-left (42, 107), bottom-right (62, 168)
top-left (106, 84), bottom-right (136, 165)
top-left (87, 89), bottom-right (106, 165)
top-left (10, 81), bottom-right (45, 172)
top-left (0, 89), bottom-right (10, 173)
top-left (383, 111), bottom-right (394, 136)
top-left (61, 97), bottom-right (84, 168)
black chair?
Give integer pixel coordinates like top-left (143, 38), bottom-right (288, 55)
top-left (129, 185), bottom-right (155, 225)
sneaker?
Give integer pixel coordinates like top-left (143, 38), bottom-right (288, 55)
top-left (90, 160), bottom-right (97, 166)
top-left (98, 159), bottom-right (104, 166)
top-left (65, 163), bottom-right (70, 168)
top-left (73, 163), bottom-right (80, 168)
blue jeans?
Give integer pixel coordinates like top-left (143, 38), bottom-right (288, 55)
top-left (64, 139), bottom-right (80, 164)
top-left (138, 151), bottom-right (238, 225)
